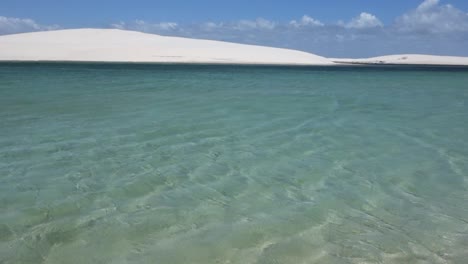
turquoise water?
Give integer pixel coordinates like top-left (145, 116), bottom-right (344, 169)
top-left (1, 63), bottom-right (467, 264)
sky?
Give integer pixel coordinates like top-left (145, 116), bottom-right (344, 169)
top-left (1, 0), bottom-right (468, 57)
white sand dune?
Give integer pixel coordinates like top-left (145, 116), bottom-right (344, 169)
top-left (2, 29), bottom-right (468, 66)
top-left (0, 28), bottom-right (333, 65)
top-left (332, 54), bottom-right (468, 66)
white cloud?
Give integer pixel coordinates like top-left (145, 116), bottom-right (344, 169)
top-left (113, 18), bottom-right (277, 34)
top-left (290, 15), bottom-right (324, 28)
top-left (110, 20), bottom-right (178, 33)
top-left (0, 16), bottom-right (59, 35)
top-left (417, 0), bottom-right (440, 11)
top-left (104, 1), bottom-right (468, 57)
top-left (110, 21), bottom-right (126, 30)
top-left (156, 22), bottom-right (178, 31)
top-left (201, 22), bottom-right (223, 31)
top-left (396, 0), bottom-right (468, 33)
top-left (234, 18), bottom-right (276, 30)
top-left (136, 20), bottom-right (178, 31)
top-left (345, 12), bottom-right (383, 29)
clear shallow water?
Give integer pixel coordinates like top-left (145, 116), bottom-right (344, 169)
top-left (0, 63), bottom-right (467, 264)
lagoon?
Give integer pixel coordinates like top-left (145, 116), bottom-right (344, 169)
top-left (1, 63), bottom-right (467, 263)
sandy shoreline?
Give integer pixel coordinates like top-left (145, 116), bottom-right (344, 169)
top-left (2, 60), bottom-right (468, 68)
top-left (331, 54), bottom-right (468, 66)
top-left (1, 60), bottom-right (468, 68)
top-left (1, 29), bottom-right (468, 66)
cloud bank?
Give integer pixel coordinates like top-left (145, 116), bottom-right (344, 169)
top-left (345, 13), bottom-right (383, 29)
top-left (0, 16), bottom-right (59, 35)
top-left (290, 16), bottom-right (324, 28)
top-left (395, 0), bottom-right (468, 33)
top-left (1, 0), bottom-right (468, 57)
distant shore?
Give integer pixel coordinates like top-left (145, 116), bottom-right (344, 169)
top-left (1, 29), bottom-right (468, 66)
top-left (0, 29), bottom-right (332, 66)
top-left (332, 54), bottom-right (468, 66)
top-left (2, 61), bottom-right (468, 71)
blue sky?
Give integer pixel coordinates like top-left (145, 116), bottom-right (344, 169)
top-left (0, 0), bottom-right (431, 25)
top-left (1, 0), bottom-right (468, 57)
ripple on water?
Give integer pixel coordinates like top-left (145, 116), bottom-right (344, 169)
top-left (1, 64), bottom-right (468, 263)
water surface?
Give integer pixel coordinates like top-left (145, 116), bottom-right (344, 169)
top-left (1, 63), bottom-right (467, 263)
